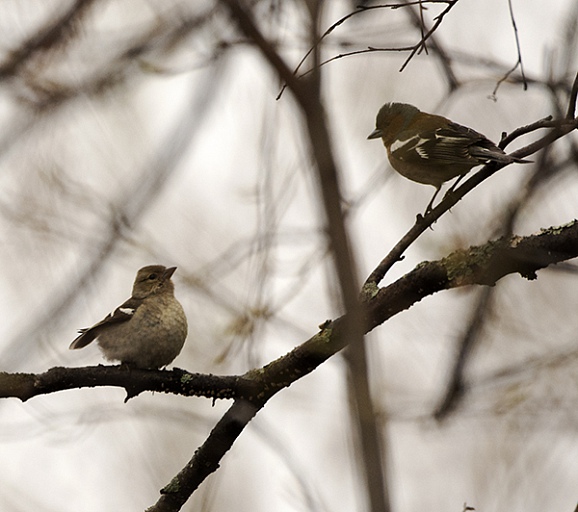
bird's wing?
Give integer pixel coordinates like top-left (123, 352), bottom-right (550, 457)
top-left (391, 126), bottom-right (472, 168)
top-left (69, 297), bottom-right (143, 349)
top-left (418, 124), bottom-right (491, 165)
top-left (392, 122), bottom-right (529, 172)
top-left (434, 123), bottom-right (517, 164)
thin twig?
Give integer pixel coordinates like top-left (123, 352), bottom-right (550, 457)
top-left (490, 0), bottom-right (528, 98)
top-left (400, 0), bottom-right (460, 90)
top-left (399, 0), bottom-right (460, 72)
top-left (498, 115), bottom-right (555, 148)
top-left (278, 1), bottom-right (454, 98)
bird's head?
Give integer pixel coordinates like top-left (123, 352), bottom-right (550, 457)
top-left (368, 102), bottom-right (421, 145)
top-left (132, 265), bottom-right (176, 299)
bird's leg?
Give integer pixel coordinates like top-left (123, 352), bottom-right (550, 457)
top-left (423, 185), bottom-right (442, 215)
top-left (428, 174), bottom-right (467, 217)
top-left (445, 174), bottom-right (466, 197)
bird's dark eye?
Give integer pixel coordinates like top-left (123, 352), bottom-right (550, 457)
top-left (148, 273), bottom-right (158, 280)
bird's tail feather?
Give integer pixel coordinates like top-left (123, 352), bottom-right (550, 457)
top-left (69, 328), bottom-right (97, 350)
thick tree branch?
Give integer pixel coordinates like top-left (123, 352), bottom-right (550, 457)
top-left (3, 220), bottom-right (576, 511)
top-left (147, 399), bottom-right (261, 512)
top-left (364, 220), bottom-right (578, 331)
top-left (4, 220), bottom-right (577, 404)
top-left (4, 222), bottom-right (578, 510)
top-left (0, 366), bottom-right (249, 402)
top-left (150, 220), bottom-right (578, 510)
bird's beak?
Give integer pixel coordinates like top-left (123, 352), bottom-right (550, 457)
top-left (367, 129), bottom-right (383, 140)
top-left (163, 266), bottom-right (177, 280)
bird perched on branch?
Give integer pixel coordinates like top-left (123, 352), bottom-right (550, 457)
top-left (368, 102), bottom-right (530, 212)
top-left (70, 265), bottom-right (188, 369)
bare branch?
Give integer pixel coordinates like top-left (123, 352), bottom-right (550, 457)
top-left (399, 0), bottom-right (460, 90)
top-left (0, 366), bottom-right (244, 402)
top-left (289, 0), bottom-right (453, 82)
top-left (399, 0), bottom-right (460, 72)
top-left (0, 0), bottom-right (99, 81)
top-left (434, 286), bottom-right (496, 419)
top-left (489, 0), bottom-right (528, 98)
top-left (154, 218), bottom-right (578, 509)
top-left (3, 217), bottom-right (578, 510)
top-left (566, 70), bottom-right (578, 119)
